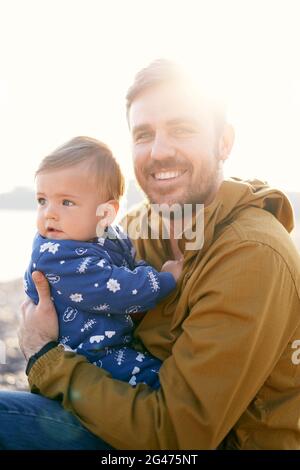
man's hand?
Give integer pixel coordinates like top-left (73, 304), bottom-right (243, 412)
top-left (18, 271), bottom-right (59, 360)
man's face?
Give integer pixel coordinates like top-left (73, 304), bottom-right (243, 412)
top-left (129, 83), bottom-right (225, 206)
top-left (36, 163), bottom-right (105, 241)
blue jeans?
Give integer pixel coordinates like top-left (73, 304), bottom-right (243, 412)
top-left (0, 391), bottom-right (113, 450)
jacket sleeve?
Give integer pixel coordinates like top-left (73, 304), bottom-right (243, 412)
top-left (24, 238), bottom-right (48, 305)
top-left (25, 240), bottom-right (175, 315)
top-left (24, 265), bottom-right (39, 305)
top-left (28, 240), bottom-right (299, 449)
top-left (24, 240), bottom-right (64, 306)
top-left (64, 260), bottom-right (176, 314)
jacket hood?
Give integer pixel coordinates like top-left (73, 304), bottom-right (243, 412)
top-left (215, 177), bottom-right (294, 231)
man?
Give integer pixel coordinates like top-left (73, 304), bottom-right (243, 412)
top-left (1, 60), bottom-right (300, 450)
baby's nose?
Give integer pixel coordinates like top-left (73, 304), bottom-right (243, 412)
top-left (45, 205), bottom-right (59, 220)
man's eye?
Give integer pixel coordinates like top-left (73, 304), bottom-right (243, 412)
top-left (173, 127), bottom-right (195, 135)
top-left (37, 198), bottom-right (46, 206)
top-left (63, 200), bottom-right (75, 206)
top-left (134, 132), bottom-right (152, 143)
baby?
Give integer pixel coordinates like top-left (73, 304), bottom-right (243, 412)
top-left (24, 136), bottom-right (183, 389)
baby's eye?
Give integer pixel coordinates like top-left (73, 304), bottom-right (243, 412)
top-left (62, 199), bottom-right (75, 206)
top-left (37, 197), bottom-right (46, 206)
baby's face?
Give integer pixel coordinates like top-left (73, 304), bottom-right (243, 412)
top-left (36, 163), bottom-right (106, 241)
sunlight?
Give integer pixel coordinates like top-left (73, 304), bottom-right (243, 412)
top-left (0, 0), bottom-right (299, 194)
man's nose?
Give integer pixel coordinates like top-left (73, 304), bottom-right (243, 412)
top-left (150, 133), bottom-right (175, 161)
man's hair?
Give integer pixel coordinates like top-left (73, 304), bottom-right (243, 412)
top-left (126, 59), bottom-right (226, 134)
top-left (35, 136), bottom-right (125, 201)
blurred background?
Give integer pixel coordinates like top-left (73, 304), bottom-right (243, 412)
top-left (0, 0), bottom-right (299, 389)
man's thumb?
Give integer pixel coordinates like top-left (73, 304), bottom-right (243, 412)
top-left (32, 271), bottom-right (51, 303)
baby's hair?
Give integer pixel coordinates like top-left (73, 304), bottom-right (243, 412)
top-left (35, 136), bottom-right (125, 201)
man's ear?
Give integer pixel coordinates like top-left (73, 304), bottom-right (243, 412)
top-left (96, 200), bottom-right (119, 231)
top-left (218, 123), bottom-right (235, 162)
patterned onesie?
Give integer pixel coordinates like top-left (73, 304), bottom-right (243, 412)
top-left (24, 225), bottom-right (176, 389)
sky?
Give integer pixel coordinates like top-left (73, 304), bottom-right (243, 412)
top-left (0, 0), bottom-right (300, 194)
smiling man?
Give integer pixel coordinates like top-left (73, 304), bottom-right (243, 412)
top-left (1, 60), bottom-right (300, 450)
top-left (129, 78), bottom-right (231, 207)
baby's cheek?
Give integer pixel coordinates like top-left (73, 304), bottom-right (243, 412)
top-left (36, 215), bottom-right (44, 232)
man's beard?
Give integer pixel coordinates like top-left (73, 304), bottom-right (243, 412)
top-left (144, 155), bottom-right (221, 208)
top-left (181, 157), bottom-right (221, 206)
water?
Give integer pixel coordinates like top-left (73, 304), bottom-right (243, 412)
top-left (0, 210), bottom-right (37, 282)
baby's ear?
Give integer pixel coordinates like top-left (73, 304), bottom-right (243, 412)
top-left (96, 200), bottom-right (119, 233)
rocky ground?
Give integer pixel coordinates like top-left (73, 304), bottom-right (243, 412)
top-left (0, 279), bottom-right (27, 391)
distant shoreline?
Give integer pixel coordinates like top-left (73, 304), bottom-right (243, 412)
top-left (0, 186), bottom-right (35, 211)
top-left (1, 184), bottom-right (299, 212)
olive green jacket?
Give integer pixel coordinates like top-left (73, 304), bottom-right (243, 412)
top-left (28, 178), bottom-right (300, 449)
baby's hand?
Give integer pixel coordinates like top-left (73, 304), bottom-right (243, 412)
top-left (161, 259), bottom-right (184, 282)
